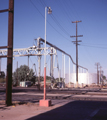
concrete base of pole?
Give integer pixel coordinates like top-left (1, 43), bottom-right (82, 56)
top-left (39, 99), bottom-right (51, 107)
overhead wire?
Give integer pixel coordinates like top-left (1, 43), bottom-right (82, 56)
top-left (38, 0), bottom-right (72, 41)
top-left (79, 42), bottom-right (107, 67)
top-left (79, 45), bottom-right (95, 67)
top-left (47, 21), bottom-right (71, 42)
top-left (65, 0), bottom-right (96, 67)
top-left (29, 0), bottom-right (71, 42)
top-left (61, 0), bottom-right (77, 21)
top-left (68, 0), bottom-right (82, 20)
top-left (80, 44), bottom-right (107, 49)
top-left (30, 0), bottom-right (91, 70)
top-left (39, 0), bottom-right (76, 37)
top-left (58, 0), bottom-right (71, 21)
top-left (30, 0), bottom-right (44, 18)
top-left (50, 14), bottom-right (70, 36)
top-left (40, 0), bottom-right (46, 7)
top-left (39, 0), bottom-right (69, 24)
top-left (29, 0), bottom-right (107, 74)
top-left (82, 42), bottom-right (107, 46)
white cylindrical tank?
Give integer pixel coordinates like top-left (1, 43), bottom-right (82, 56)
top-left (65, 73), bottom-right (97, 85)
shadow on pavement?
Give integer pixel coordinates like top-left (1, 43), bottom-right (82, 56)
top-left (0, 106), bottom-right (10, 111)
top-left (26, 101), bottom-right (107, 120)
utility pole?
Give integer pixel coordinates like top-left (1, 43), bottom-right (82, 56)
top-left (28, 55), bottom-right (29, 81)
top-left (6, 0), bottom-right (14, 106)
top-left (62, 53), bottom-right (64, 88)
top-left (101, 70), bottom-right (104, 86)
top-left (64, 54), bottom-right (65, 87)
top-left (0, 58), bottom-right (1, 71)
top-left (62, 53), bottom-right (65, 88)
top-left (37, 38), bottom-right (42, 90)
top-left (17, 61), bottom-right (18, 86)
top-left (99, 66), bottom-right (102, 85)
top-left (70, 20), bottom-right (83, 88)
top-left (95, 63), bottom-right (100, 85)
top-left (50, 48), bottom-right (53, 88)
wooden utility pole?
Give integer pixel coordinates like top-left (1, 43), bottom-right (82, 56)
top-left (6, 0), bottom-right (14, 106)
top-left (70, 20), bottom-right (83, 88)
top-left (95, 63), bottom-right (100, 85)
top-left (0, 58), bottom-right (1, 71)
top-left (99, 66), bottom-right (102, 84)
top-left (37, 38), bottom-right (42, 90)
top-left (0, 0), bottom-right (14, 106)
top-left (17, 61), bottom-right (18, 86)
top-left (50, 48), bottom-right (53, 87)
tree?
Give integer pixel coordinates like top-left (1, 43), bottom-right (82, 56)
top-left (0, 71), bottom-right (5, 79)
top-left (13, 65), bottom-right (35, 85)
top-left (55, 77), bottom-right (63, 82)
top-left (103, 75), bottom-right (106, 80)
top-left (46, 76), bottom-right (51, 80)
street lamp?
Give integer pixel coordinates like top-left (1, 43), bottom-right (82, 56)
top-left (44, 6), bottom-right (52, 100)
top-left (39, 6), bottom-right (52, 107)
top-left (44, 7), bottom-right (52, 67)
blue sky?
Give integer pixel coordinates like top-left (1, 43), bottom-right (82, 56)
top-left (0, 0), bottom-right (107, 77)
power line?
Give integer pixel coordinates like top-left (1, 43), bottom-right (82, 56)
top-left (82, 42), bottom-right (107, 46)
top-left (55, 0), bottom-right (70, 23)
top-left (29, 0), bottom-right (71, 42)
top-left (39, 0), bottom-right (45, 8)
top-left (37, 0), bottom-right (71, 40)
top-left (59, 0), bottom-right (72, 21)
top-left (68, 0), bottom-right (81, 20)
top-left (81, 46), bottom-right (95, 66)
top-left (47, 20), bottom-right (71, 41)
top-left (50, 14), bottom-right (70, 36)
top-left (30, 0), bottom-right (44, 18)
top-left (62, 0), bottom-right (77, 21)
top-left (39, 0), bottom-right (46, 7)
top-left (80, 44), bottom-right (107, 49)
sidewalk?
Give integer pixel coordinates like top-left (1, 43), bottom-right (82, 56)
top-left (0, 100), bottom-right (72, 120)
top-left (1, 100), bottom-right (107, 120)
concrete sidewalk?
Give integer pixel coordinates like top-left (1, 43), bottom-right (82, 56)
top-left (0, 100), bottom-right (72, 120)
top-left (1, 100), bottom-right (107, 120)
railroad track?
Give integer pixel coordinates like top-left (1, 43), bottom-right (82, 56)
top-left (1, 87), bottom-right (107, 102)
